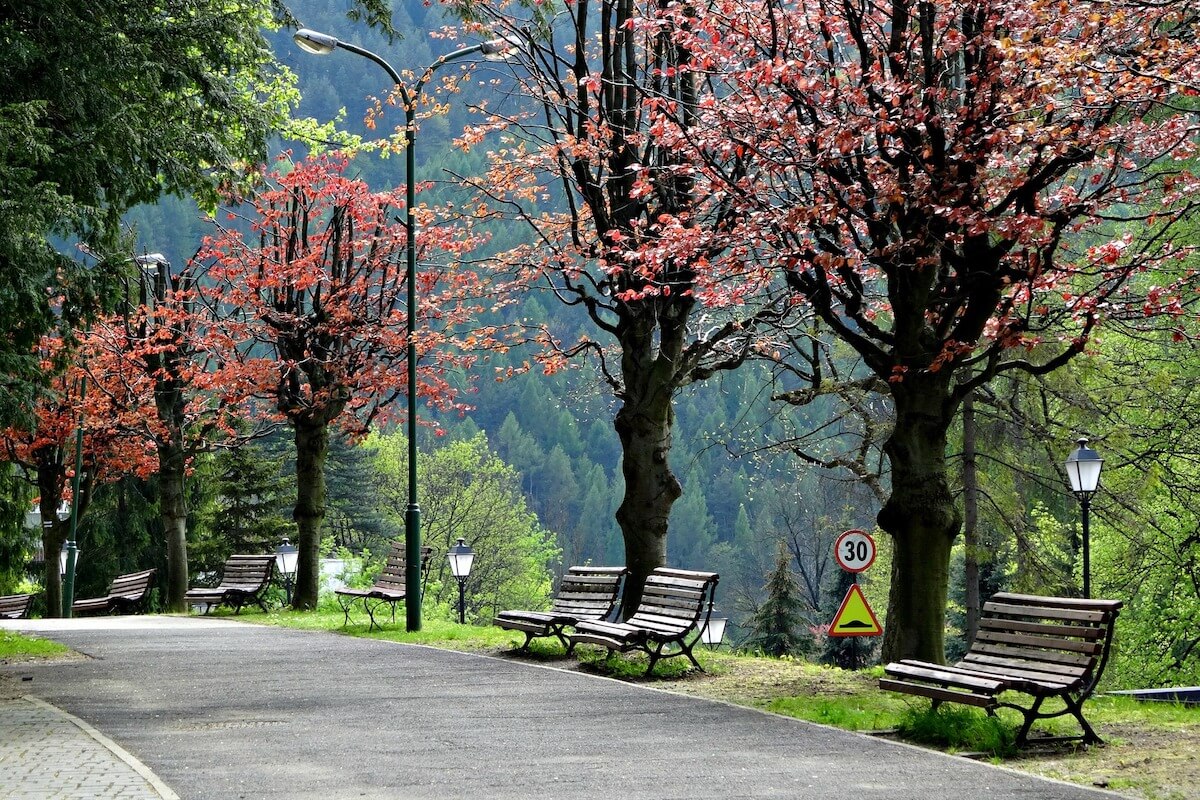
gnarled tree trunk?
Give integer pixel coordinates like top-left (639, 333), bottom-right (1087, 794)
top-left (292, 418), bottom-right (329, 610)
top-left (878, 376), bottom-right (961, 664)
top-left (157, 440), bottom-right (189, 612)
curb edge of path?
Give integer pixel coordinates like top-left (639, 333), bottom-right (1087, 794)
top-left (22, 695), bottom-right (180, 800)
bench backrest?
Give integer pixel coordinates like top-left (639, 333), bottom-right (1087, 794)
top-left (627, 568), bottom-right (719, 636)
top-left (961, 592), bottom-right (1122, 692)
top-left (108, 569), bottom-right (156, 601)
top-left (218, 554), bottom-right (275, 590)
top-left (373, 543), bottom-right (434, 592)
top-left (550, 566), bottom-right (628, 621)
top-left (0, 593), bottom-right (34, 619)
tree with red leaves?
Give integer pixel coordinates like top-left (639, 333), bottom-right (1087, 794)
top-left (3, 334), bottom-right (153, 616)
top-left (649, 0), bottom-right (1200, 660)
top-left (80, 257), bottom-right (266, 612)
top-left (202, 156), bottom-right (489, 609)
top-left (450, 0), bottom-right (795, 613)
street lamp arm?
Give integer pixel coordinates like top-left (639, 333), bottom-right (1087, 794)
top-left (293, 26), bottom-right (518, 632)
top-left (331, 40), bottom-right (412, 109)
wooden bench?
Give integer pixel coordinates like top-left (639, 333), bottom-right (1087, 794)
top-left (880, 592), bottom-right (1123, 745)
top-left (185, 554), bottom-right (275, 614)
top-left (335, 543), bottom-right (433, 631)
top-left (72, 569), bottom-right (156, 616)
top-left (494, 565), bottom-right (628, 651)
top-left (0, 593), bottom-right (35, 619)
top-left (568, 567), bottom-right (719, 675)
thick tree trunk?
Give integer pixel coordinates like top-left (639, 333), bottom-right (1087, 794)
top-left (292, 419), bottom-right (329, 610)
top-left (37, 466), bottom-right (66, 617)
top-left (961, 390), bottom-right (981, 645)
top-left (612, 310), bottom-right (687, 616)
top-left (878, 379), bottom-right (961, 664)
top-left (41, 519), bottom-right (65, 619)
top-left (613, 393), bottom-right (680, 616)
top-left (158, 443), bottom-right (189, 613)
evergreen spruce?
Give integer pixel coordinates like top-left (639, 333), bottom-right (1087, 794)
top-left (743, 541), bottom-right (812, 657)
top-left (192, 442), bottom-right (294, 574)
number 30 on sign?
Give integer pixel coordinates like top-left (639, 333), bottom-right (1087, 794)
top-left (834, 529), bottom-right (876, 573)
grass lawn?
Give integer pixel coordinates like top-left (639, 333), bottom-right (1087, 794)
top-left (0, 629), bottom-right (69, 662)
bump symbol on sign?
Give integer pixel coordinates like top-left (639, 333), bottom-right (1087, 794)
top-left (828, 583), bottom-right (883, 637)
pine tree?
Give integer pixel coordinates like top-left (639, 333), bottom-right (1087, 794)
top-left (193, 442), bottom-right (294, 574)
top-left (743, 541), bottom-right (812, 657)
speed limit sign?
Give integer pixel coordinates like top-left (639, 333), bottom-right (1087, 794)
top-left (834, 529), bottom-right (876, 573)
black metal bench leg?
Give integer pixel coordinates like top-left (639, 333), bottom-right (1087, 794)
top-left (1015, 697), bottom-right (1045, 746)
top-left (364, 599), bottom-right (382, 632)
top-left (552, 626), bottom-right (570, 651)
top-left (338, 596), bottom-right (356, 627)
top-left (1065, 694), bottom-right (1103, 745)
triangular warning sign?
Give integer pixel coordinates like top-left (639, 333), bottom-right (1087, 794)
top-left (828, 583), bottom-right (883, 637)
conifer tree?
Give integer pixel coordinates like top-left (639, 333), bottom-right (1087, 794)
top-left (744, 541), bottom-right (812, 657)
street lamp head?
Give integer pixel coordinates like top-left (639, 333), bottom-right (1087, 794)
top-left (58, 544), bottom-right (81, 576)
top-left (700, 614), bottom-right (727, 649)
top-left (1065, 436), bottom-right (1103, 500)
top-left (479, 34), bottom-right (523, 62)
top-left (275, 537), bottom-right (299, 578)
top-left (447, 537), bottom-right (475, 579)
top-left (294, 28), bottom-right (339, 55)
top-left (134, 253), bottom-right (168, 271)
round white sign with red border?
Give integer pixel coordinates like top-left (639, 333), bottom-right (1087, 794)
top-left (834, 529), bottom-right (876, 573)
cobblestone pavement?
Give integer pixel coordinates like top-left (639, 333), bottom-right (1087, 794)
top-left (0, 695), bottom-right (177, 800)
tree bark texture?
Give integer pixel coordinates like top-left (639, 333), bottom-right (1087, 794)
top-left (961, 390), bottom-right (981, 645)
top-left (292, 419), bottom-right (329, 610)
top-left (878, 376), bottom-right (961, 664)
top-left (37, 459), bottom-right (66, 617)
top-left (613, 308), bottom-right (688, 616)
top-left (157, 442), bottom-right (189, 613)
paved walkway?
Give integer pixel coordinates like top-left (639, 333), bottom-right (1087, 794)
top-left (1, 616), bottom-right (1123, 800)
top-left (0, 695), bottom-right (176, 799)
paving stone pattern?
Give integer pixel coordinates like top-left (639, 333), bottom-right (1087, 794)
top-left (0, 697), bottom-right (170, 800)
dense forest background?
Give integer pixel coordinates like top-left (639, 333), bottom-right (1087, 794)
top-left (4, 0), bottom-right (1199, 690)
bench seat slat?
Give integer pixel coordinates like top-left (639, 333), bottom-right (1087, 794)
top-left (879, 678), bottom-right (998, 709)
top-left (971, 641), bottom-right (1095, 667)
top-left (959, 652), bottom-right (1089, 678)
top-left (949, 661), bottom-right (1080, 691)
top-left (978, 617), bottom-right (1105, 639)
top-left (885, 662), bottom-right (1006, 692)
top-left (896, 659), bottom-right (1078, 693)
top-left (974, 629), bottom-right (1103, 655)
top-left (982, 601), bottom-right (1107, 623)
